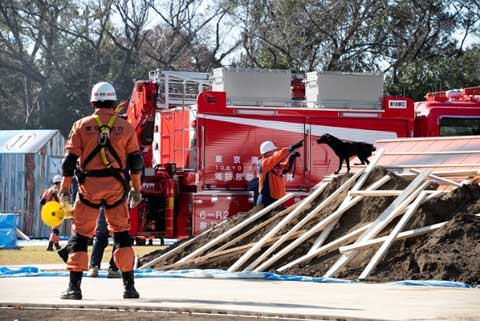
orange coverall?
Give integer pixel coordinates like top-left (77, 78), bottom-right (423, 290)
top-left (258, 148), bottom-right (289, 204)
top-left (63, 108), bottom-right (141, 272)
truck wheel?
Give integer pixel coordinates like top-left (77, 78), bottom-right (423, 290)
top-left (135, 237), bottom-right (146, 246)
top-left (160, 238), bottom-right (165, 246)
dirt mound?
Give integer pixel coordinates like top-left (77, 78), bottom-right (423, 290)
top-left (368, 213), bottom-right (480, 286)
top-left (139, 168), bottom-right (480, 286)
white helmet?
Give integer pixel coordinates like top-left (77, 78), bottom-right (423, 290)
top-left (90, 82), bottom-right (117, 102)
top-left (260, 141), bottom-right (278, 155)
top-left (53, 175), bottom-right (62, 184)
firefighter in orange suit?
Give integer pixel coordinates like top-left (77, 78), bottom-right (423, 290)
top-left (59, 82), bottom-right (144, 300)
top-left (41, 175), bottom-right (63, 251)
top-left (257, 140), bottom-right (303, 207)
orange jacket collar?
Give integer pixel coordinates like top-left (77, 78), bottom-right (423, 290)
top-left (93, 108), bottom-right (115, 116)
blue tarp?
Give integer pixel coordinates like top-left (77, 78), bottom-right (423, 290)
top-left (0, 214), bottom-right (16, 249)
top-left (0, 266), bottom-right (476, 288)
top-left (388, 280), bottom-right (472, 289)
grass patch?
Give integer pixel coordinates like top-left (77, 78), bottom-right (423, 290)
top-left (0, 245), bottom-right (165, 266)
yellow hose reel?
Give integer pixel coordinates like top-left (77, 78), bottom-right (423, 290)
top-left (41, 201), bottom-right (73, 227)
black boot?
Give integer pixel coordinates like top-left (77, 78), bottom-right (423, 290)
top-left (122, 271), bottom-right (139, 299)
top-left (54, 243), bottom-right (62, 250)
top-left (46, 241), bottom-right (54, 251)
top-left (57, 247), bottom-right (68, 263)
top-left (60, 271), bottom-right (83, 300)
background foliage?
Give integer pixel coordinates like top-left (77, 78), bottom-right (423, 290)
top-left (0, 0), bottom-right (479, 135)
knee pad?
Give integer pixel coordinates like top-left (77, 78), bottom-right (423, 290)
top-left (113, 231), bottom-right (133, 248)
top-left (67, 233), bottom-right (90, 253)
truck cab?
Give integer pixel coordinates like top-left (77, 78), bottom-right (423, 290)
top-left (414, 87), bottom-right (480, 137)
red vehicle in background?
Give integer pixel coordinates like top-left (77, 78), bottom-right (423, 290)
top-left (125, 69), bottom-right (480, 244)
top-left (414, 87), bottom-right (480, 137)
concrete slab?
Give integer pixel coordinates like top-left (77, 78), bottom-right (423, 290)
top-left (0, 277), bottom-right (479, 321)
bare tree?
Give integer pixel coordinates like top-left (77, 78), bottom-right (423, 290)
top-left (142, 0), bottom-right (240, 71)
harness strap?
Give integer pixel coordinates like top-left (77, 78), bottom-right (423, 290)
top-left (93, 115), bottom-right (118, 168)
top-left (77, 114), bottom-right (129, 209)
top-left (78, 193), bottom-right (125, 209)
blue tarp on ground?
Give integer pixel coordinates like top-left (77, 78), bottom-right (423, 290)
top-left (0, 266), bottom-right (476, 288)
top-left (388, 280), bottom-right (472, 289)
top-left (0, 214), bottom-right (16, 249)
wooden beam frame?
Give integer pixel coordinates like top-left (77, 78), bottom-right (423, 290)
top-left (227, 182), bottom-right (331, 272)
top-left (209, 203), bottom-right (297, 255)
top-left (176, 193), bottom-right (294, 264)
top-left (358, 191), bottom-right (428, 280)
top-left (253, 175), bottom-right (391, 272)
top-left (241, 171), bottom-right (366, 272)
top-left (308, 149), bottom-right (385, 253)
top-left (348, 190), bottom-right (437, 197)
top-left (324, 171), bottom-right (431, 278)
top-left (277, 223), bottom-right (370, 272)
top-left (139, 219), bottom-right (229, 269)
top-left (159, 230), bottom-right (306, 271)
top-left (278, 189), bottom-right (443, 272)
top-left (410, 169), bottom-right (462, 187)
top-left (398, 170), bottom-right (479, 177)
top-left (339, 213), bottom-right (480, 254)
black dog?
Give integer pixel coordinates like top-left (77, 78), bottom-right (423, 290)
top-left (317, 133), bottom-right (376, 174)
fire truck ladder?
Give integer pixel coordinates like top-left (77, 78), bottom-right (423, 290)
top-left (149, 70), bottom-right (210, 169)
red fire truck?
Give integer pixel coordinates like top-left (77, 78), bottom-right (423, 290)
top-left (126, 69), bottom-right (480, 243)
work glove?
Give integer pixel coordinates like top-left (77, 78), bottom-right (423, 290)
top-left (290, 151), bottom-right (301, 158)
top-left (289, 140), bottom-right (304, 151)
top-left (59, 191), bottom-right (71, 209)
top-left (128, 188), bottom-right (143, 208)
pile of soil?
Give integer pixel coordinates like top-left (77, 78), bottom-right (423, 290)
top-left (139, 167), bottom-right (480, 286)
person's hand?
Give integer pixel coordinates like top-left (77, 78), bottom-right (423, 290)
top-left (128, 189), bottom-right (143, 208)
top-left (289, 140), bottom-right (304, 151)
top-left (59, 191), bottom-right (71, 209)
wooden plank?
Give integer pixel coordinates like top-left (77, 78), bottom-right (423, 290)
top-left (139, 218), bottom-right (229, 269)
top-left (398, 170), bottom-right (479, 177)
top-left (175, 193), bottom-right (294, 264)
top-left (323, 171), bottom-right (431, 278)
top-left (279, 189), bottom-right (443, 272)
top-left (309, 150), bottom-right (385, 253)
top-left (253, 175), bottom-right (391, 272)
top-left (348, 190), bottom-right (437, 197)
top-left (209, 203), bottom-right (297, 255)
top-left (227, 182), bottom-right (331, 272)
top-left (410, 169), bottom-right (462, 187)
top-left (278, 223), bottom-right (370, 272)
top-left (341, 214), bottom-right (480, 254)
top-left (241, 171), bottom-right (365, 272)
top-left (358, 191), bottom-right (428, 280)
top-left (160, 230), bottom-right (306, 271)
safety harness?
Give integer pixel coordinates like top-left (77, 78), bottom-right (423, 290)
top-left (76, 114), bottom-right (129, 209)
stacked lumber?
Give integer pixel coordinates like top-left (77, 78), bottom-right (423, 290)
top-left (139, 153), bottom-right (480, 283)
